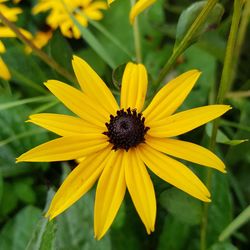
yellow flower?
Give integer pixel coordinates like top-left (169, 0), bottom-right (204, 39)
top-left (108, 0), bottom-right (157, 24)
top-left (25, 30), bottom-right (53, 54)
top-left (0, 1), bottom-right (22, 80)
top-left (33, 0), bottom-right (107, 39)
top-left (0, 56), bottom-right (11, 80)
top-left (0, 34), bottom-right (9, 80)
top-left (17, 56), bottom-right (230, 239)
top-left (0, 1), bottom-right (22, 22)
top-left (0, 26), bottom-right (32, 79)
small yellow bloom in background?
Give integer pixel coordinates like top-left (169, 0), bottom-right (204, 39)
top-left (25, 30), bottom-right (53, 54)
top-left (108, 0), bottom-right (157, 24)
top-left (0, 1), bottom-right (22, 22)
top-left (17, 56), bottom-right (230, 239)
top-left (0, 56), bottom-right (11, 80)
top-left (32, 0), bottom-right (107, 39)
top-left (0, 1), bottom-right (22, 80)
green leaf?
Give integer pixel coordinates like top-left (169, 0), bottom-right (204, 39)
top-left (157, 215), bottom-right (191, 250)
top-left (0, 94), bottom-right (49, 169)
top-left (0, 206), bottom-right (42, 250)
top-left (175, 1), bottom-right (224, 49)
top-left (13, 181), bottom-right (36, 204)
top-left (0, 182), bottom-right (18, 217)
top-left (206, 123), bottom-right (248, 146)
top-left (223, 139), bottom-right (248, 146)
top-left (2, 43), bottom-right (48, 94)
top-left (26, 189), bottom-right (56, 250)
top-left (208, 242), bottom-right (238, 250)
top-left (177, 45), bottom-right (217, 108)
top-left (47, 30), bottom-right (73, 73)
top-left (95, 0), bottom-right (134, 66)
top-left (206, 172), bottom-right (232, 246)
top-left (0, 173), bottom-right (3, 205)
top-left (87, 18), bottom-right (133, 59)
top-left (159, 188), bottom-right (202, 225)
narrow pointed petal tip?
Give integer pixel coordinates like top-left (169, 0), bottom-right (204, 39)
top-left (44, 212), bottom-right (55, 221)
top-left (129, 0), bottom-right (157, 24)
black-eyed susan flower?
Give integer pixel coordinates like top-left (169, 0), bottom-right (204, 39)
top-left (17, 56), bottom-right (230, 239)
top-left (108, 0), bottom-right (156, 24)
top-left (32, 0), bottom-right (107, 39)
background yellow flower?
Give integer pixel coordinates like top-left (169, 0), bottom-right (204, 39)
top-left (33, 0), bottom-right (107, 38)
top-left (108, 0), bottom-right (157, 23)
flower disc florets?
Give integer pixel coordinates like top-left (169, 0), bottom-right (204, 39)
top-left (104, 108), bottom-right (149, 151)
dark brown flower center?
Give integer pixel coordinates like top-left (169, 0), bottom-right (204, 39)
top-left (103, 108), bottom-right (149, 151)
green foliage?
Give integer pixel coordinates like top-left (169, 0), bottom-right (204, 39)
top-left (0, 0), bottom-right (249, 249)
top-left (175, 1), bottom-right (224, 49)
top-left (26, 190), bottom-right (56, 250)
top-left (0, 206), bottom-right (42, 250)
top-left (159, 188), bottom-right (203, 225)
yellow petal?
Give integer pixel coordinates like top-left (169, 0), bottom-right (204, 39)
top-left (0, 27), bottom-right (32, 39)
top-left (46, 146), bottom-right (112, 219)
top-left (0, 57), bottom-right (11, 80)
top-left (107, 0), bottom-right (115, 5)
top-left (45, 80), bottom-right (109, 128)
top-left (147, 105), bottom-right (231, 137)
top-left (146, 136), bottom-right (226, 172)
top-left (138, 144), bottom-right (211, 202)
top-left (94, 150), bottom-right (126, 240)
top-left (0, 40), bottom-right (5, 53)
top-left (129, 0), bottom-right (157, 24)
top-left (124, 149), bottom-right (156, 233)
top-left (143, 70), bottom-right (201, 122)
top-left (16, 135), bottom-right (109, 162)
top-left (29, 113), bottom-right (104, 136)
top-left (72, 55), bottom-right (118, 114)
top-left (120, 62), bottom-right (148, 112)
top-left (0, 27), bottom-right (16, 38)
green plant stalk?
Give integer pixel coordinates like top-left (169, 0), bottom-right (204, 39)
top-left (0, 95), bottom-right (53, 111)
top-left (230, 0), bottom-right (250, 86)
top-left (220, 119), bottom-right (250, 133)
top-left (0, 12), bottom-right (76, 83)
top-left (200, 1), bottom-right (244, 250)
top-left (219, 205), bottom-right (250, 241)
top-left (154, 0), bottom-right (218, 86)
top-left (130, 0), bottom-right (142, 63)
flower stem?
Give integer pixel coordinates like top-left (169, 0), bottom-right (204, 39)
top-left (130, 0), bottom-right (142, 63)
top-left (200, 1), bottom-right (244, 250)
top-left (0, 11), bottom-right (76, 83)
top-left (154, 0), bottom-right (218, 87)
top-left (230, 0), bottom-right (250, 87)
